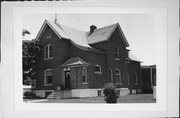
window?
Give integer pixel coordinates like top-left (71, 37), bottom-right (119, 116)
top-left (95, 65), bottom-right (102, 74)
top-left (45, 35), bottom-right (52, 39)
top-left (109, 69), bottom-right (113, 82)
top-left (114, 46), bottom-right (119, 59)
top-left (134, 72), bottom-right (138, 85)
top-left (44, 44), bottom-right (52, 59)
top-left (127, 72), bottom-right (130, 85)
top-left (115, 69), bottom-right (121, 84)
top-left (126, 58), bottom-right (130, 63)
top-left (82, 67), bottom-right (88, 84)
top-left (44, 69), bottom-right (52, 85)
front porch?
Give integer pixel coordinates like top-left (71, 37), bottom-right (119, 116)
top-left (61, 56), bottom-right (90, 89)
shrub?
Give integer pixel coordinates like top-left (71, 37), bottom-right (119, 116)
top-left (103, 83), bottom-right (119, 103)
top-left (24, 91), bottom-right (36, 99)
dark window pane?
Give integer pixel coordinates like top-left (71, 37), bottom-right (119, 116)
top-left (82, 76), bottom-right (86, 82)
top-left (47, 76), bottom-right (52, 84)
top-left (114, 47), bottom-right (119, 59)
top-left (95, 66), bottom-right (100, 72)
top-left (49, 45), bottom-right (52, 57)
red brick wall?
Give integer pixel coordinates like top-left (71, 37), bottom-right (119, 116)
top-left (37, 26), bottom-right (71, 90)
top-left (70, 44), bottom-right (106, 89)
top-left (90, 28), bottom-right (128, 88)
top-left (37, 25), bottom-right (107, 90)
top-left (36, 25), bottom-right (142, 91)
top-left (106, 29), bottom-right (128, 88)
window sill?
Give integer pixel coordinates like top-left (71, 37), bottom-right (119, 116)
top-left (95, 72), bottom-right (102, 74)
top-left (44, 57), bottom-right (53, 60)
top-left (82, 82), bottom-right (88, 85)
top-left (44, 84), bottom-right (53, 86)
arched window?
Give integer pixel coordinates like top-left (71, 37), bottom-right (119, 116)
top-left (115, 69), bottom-right (121, 84)
top-left (82, 67), bottom-right (88, 84)
top-left (44, 69), bottom-right (53, 86)
top-left (44, 44), bottom-right (52, 59)
top-left (114, 46), bottom-right (119, 60)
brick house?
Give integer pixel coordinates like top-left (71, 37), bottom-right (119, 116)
top-left (35, 19), bottom-right (142, 98)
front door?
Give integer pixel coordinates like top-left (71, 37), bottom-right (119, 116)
top-left (65, 71), bottom-right (71, 89)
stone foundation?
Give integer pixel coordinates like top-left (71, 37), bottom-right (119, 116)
top-left (62, 89), bottom-right (99, 98)
top-left (35, 90), bottom-right (54, 98)
top-left (35, 88), bottom-right (132, 99)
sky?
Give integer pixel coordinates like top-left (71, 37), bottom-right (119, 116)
top-left (23, 13), bottom-right (156, 66)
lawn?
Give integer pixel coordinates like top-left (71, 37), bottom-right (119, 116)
top-left (25, 94), bottom-right (156, 103)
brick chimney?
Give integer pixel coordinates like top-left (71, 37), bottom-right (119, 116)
top-left (90, 25), bottom-right (97, 34)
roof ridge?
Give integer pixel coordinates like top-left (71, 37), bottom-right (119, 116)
top-left (86, 23), bottom-right (119, 33)
top-left (47, 19), bottom-right (85, 33)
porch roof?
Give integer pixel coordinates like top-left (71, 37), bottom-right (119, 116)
top-left (128, 52), bottom-right (142, 63)
top-left (61, 57), bottom-right (89, 67)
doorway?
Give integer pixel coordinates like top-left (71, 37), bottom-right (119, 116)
top-left (64, 71), bottom-right (71, 89)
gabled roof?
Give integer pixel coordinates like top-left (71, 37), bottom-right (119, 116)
top-left (128, 52), bottom-right (142, 63)
top-left (61, 57), bottom-right (89, 67)
top-left (86, 23), bottom-right (129, 47)
top-left (36, 20), bottom-right (90, 47)
top-left (36, 20), bottom-right (104, 54)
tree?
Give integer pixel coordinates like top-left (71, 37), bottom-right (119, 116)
top-left (22, 29), bottom-right (41, 88)
top-left (22, 29), bottom-right (31, 36)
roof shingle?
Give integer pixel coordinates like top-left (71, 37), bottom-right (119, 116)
top-left (128, 52), bottom-right (142, 62)
top-left (36, 19), bottom-right (130, 54)
top-left (86, 23), bottom-right (118, 44)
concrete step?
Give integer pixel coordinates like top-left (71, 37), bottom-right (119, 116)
top-left (46, 92), bottom-right (55, 99)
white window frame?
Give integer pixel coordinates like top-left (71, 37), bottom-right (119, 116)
top-left (135, 72), bottom-right (138, 85)
top-left (44, 69), bottom-right (53, 86)
top-left (114, 46), bottom-right (120, 60)
top-left (82, 67), bottom-right (88, 84)
top-left (44, 44), bottom-right (52, 60)
top-left (115, 69), bottom-right (121, 84)
top-left (95, 65), bottom-right (102, 74)
top-left (109, 68), bottom-right (113, 82)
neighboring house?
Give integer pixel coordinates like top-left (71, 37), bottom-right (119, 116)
top-left (141, 65), bottom-right (156, 93)
top-left (35, 19), bottom-right (142, 98)
top-left (127, 53), bottom-right (143, 94)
